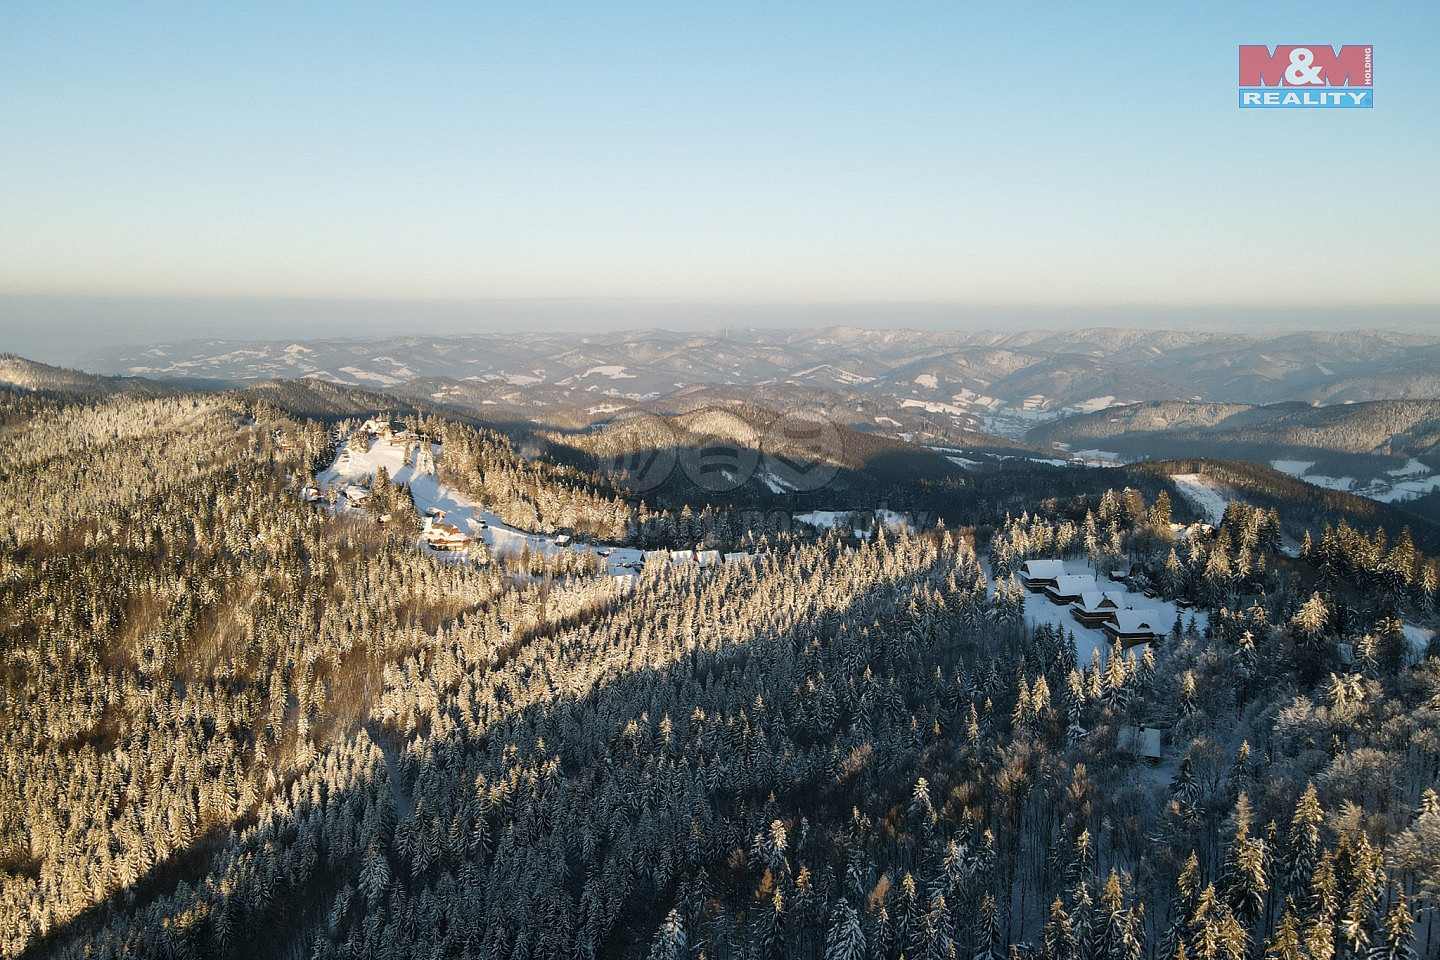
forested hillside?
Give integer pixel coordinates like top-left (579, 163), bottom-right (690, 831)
top-left (2, 390), bottom-right (1439, 960)
top-left (0, 355), bottom-right (180, 400)
top-left (1032, 400), bottom-right (1440, 466)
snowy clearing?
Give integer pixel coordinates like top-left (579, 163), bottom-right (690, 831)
top-left (1402, 624), bottom-right (1434, 665)
top-left (1305, 475), bottom-right (1355, 492)
top-left (1371, 475), bottom-right (1440, 502)
top-left (1169, 474), bottom-right (1230, 525)
top-left (1271, 460), bottom-right (1315, 477)
top-left (899, 398), bottom-right (968, 417)
top-left (1067, 396), bottom-right (1119, 414)
top-left (1387, 458), bottom-right (1430, 477)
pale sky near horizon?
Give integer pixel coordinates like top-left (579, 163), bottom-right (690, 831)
top-left (2, 0), bottom-right (1438, 355)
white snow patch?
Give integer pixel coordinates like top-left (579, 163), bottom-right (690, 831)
top-left (900, 398), bottom-right (968, 417)
top-left (1387, 458), bottom-right (1430, 477)
top-left (914, 373), bottom-right (939, 389)
top-left (947, 456), bottom-right (982, 470)
top-left (876, 509), bottom-right (913, 531)
top-left (1370, 476), bottom-right (1440, 502)
top-left (1170, 474), bottom-right (1231, 525)
top-left (758, 472), bottom-right (794, 494)
top-left (1069, 396), bottom-right (1118, 414)
top-left (791, 365), bottom-right (874, 384)
top-left (583, 365), bottom-right (636, 379)
top-left (491, 372), bottom-right (542, 386)
top-left (950, 388), bottom-right (1003, 410)
top-left (874, 416), bottom-right (902, 427)
top-left (1305, 475), bottom-right (1356, 492)
top-left (338, 366), bottom-right (404, 387)
top-left (1402, 624), bottom-right (1433, 665)
top-left (1271, 460), bottom-right (1315, 477)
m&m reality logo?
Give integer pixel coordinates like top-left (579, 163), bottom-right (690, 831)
top-left (1239, 45), bottom-right (1372, 108)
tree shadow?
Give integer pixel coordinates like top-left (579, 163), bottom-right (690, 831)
top-left (25, 537), bottom-right (1023, 960)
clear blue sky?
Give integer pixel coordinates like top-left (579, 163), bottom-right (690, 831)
top-left (1, 1), bottom-right (1437, 325)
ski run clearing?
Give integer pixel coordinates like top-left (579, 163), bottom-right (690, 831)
top-left (1169, 474), bottom-right (1231, 525)
top-left (315, 429), bottom-right (648, 574)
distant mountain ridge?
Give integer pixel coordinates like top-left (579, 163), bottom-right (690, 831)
top-left (1031, 399), bottom-right (1440, 459)
top-left (79, 327), bottom-right (1440, 410)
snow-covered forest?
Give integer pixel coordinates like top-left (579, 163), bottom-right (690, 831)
top-left (2, 390), bottom-right (1439, 960)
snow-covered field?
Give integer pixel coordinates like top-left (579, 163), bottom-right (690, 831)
top-left (1369, 475), bottom-right (1440, 503)
top-left (1271, 457), bottom-right (1440, 504)
top-left (1388, 458), bottom-right (1430, 477)
top-left (1270, 460), bottom-right (1315, 477)
top-left (900, 397), bottom-right (969, 417)
top-left (1068, 396), bottom-right (1118, 414)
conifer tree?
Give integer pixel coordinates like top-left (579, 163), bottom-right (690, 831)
top-left (824, 900), bottom-right (865, 960)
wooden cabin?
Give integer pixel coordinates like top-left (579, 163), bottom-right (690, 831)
top-left (1118, 724), bottom-right (1163, 761)
top-left (1070, 590), bottom-right (1127, 626)
top-left (1045, 575), bottom-right (1100, 605)
top-left (1019, 559), bottom-right (1067, 592)
top-left (1102, 609), bottom-right (1165, 648)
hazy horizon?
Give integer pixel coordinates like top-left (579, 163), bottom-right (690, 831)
top-left (3, 294), bottom-right (1439, 369)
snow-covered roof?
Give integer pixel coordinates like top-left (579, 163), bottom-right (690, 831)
top-left (422, 520), bottom-right (468, 548)
top-left (1021, 559), bottom-right (1066, 580)
top-left (1047, 575), bottom-right (1099, 595)
top-left (695, 550), bottom-right (720, 566)
top-left (1073, 590), bottom-right (1126, 612)
top-left (1118, 725), bottom-right (1162, 760)
top-left (724, 551), bottom-right (750, 563)
top-left (1109, 609), bottom-right (1164, 634)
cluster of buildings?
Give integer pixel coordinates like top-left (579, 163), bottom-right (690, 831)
top-left (358, 418), bottom-right (416, 447)
top-left (422, 512), bottom-right (470, 551)
top-left (1019, 558), bottom-right (1171, 761)
top-left (1018, 560), bottom-right (1167, 649)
